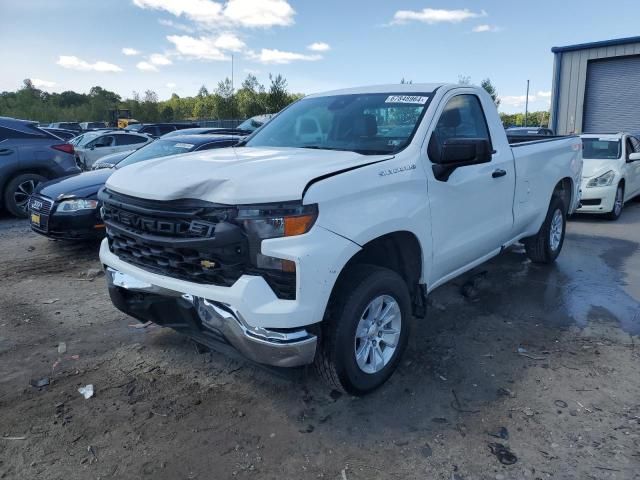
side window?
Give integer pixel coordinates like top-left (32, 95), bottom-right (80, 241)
top-left (94, 135), bottom-right (114, 147)
top-left (629, 136), bottom-right (640, 153)
top-left (158, 125), bottom-right (176, 135)
top-left (428, 94), bottom-right (491, 162)
top-left (117, 134), bottom-right (148, 146)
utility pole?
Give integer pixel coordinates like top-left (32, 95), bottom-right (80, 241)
top-left (524, 79), bottom-right (530, 127)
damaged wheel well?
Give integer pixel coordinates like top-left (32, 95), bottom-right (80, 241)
top-left (332, 231), bottom-right (426, 318)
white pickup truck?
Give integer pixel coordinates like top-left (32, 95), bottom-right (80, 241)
top-left (99, 84), bottom-right (582, 394)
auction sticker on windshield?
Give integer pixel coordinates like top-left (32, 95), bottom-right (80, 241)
top-left (385, 95), bottom-right (429, 104)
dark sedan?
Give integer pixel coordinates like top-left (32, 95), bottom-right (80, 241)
top-left (29, 134), bottom-right (240, 240)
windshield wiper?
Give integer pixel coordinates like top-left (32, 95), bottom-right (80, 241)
top-left (300, 145), bottom-right (352, 151)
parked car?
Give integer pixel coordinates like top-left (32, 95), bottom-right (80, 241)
top-left (29, 134), bottom-right (240, 240)
top-left (0, 117), bottom-right (80, 217)
top-left (42, 127), bottom-right (77, 141)
top-left (166, 115), bottom-right (274, 138)
top-left (577, 133), bottom-right (640, 220)
top-left (80, 121), bottom-right (108, 131)
top-left (73, 131), bottom-right (152, 169)
top-left (48, 122), bottom-right (83, 133)
top-left (93, 134), bottom-right (239, 170)
top-left (91, 150), bottom-right (136, 170)
top-left (124, 123), bottom-right (199, 138)
top-left (98, 83), bottom-right (582, 394)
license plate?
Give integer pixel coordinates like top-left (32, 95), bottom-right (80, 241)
top-left (31, 213), bottom-right (40, 226)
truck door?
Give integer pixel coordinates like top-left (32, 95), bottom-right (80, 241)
top-left (425, 92), bottom-right (515, 284)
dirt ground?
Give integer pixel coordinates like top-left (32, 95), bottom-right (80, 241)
top-left (1, 203), bottom-right (639, 480)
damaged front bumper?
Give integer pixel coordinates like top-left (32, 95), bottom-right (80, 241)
top-left (105, 267), bottom-right (317, 367)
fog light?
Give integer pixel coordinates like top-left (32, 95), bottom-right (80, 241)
top-left (256, 253), bottom-right (296, 272)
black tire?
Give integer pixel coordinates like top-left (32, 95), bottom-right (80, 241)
top-left (3, 173), bottom-right (47, 218)
top-left (523, 195), bottom-right (566, 264)
top-left (606, 183), bottom-right (624, 221)
top-left (315, 264), bottom-right (411, 395)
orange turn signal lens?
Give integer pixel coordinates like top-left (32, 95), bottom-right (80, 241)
top-left (284, 214), bottom-right (316, 237)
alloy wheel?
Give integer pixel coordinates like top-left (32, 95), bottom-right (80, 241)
top-left (354, 294), bottom-right (402, 374)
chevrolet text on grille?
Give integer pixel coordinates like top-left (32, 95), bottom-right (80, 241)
top-left (105, 208), bottom-right (216, 237)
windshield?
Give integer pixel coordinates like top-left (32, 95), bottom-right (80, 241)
top-left (236, 118), bottom-right (263, 132)
top-left (582, 138), bottom-right (621, 159)
top-left (125, 124), bottom-right (144, 131)
top-left (116, 139), bottom-right (196, 168)
top-left (75, 132), bottom-right (102, 146)
top-left (245, 93), bottom-right (431, 155)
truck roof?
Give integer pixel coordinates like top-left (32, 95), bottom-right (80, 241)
top-left (307, 83), bottom-right (446, 97)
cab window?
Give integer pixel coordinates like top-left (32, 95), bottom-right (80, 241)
top-left (428, 94), bottom-right (491, 162)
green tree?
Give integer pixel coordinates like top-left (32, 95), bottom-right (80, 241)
top-left (480, 78), bottom-right (500, 107)
top-left (267, 74), bottom-right (289, 113)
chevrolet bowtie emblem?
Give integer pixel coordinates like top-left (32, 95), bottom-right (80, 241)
top-left (200, 260), bottom-right (216, 269)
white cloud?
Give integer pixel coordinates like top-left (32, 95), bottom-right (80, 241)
top-left (248, 48), bottom-right (321, 65)
top-left (307, 42), bottom-right (330, 52)
top-left (472, 24), bottom-right (499, 33)
top-left (167, 35), bottom-right (227, 60)
top-left (158, 18), bottom-right (195, 33)
top-left (223, 0), bottom-right (294, 28)
top-left (166, 82), bottom-right (177, 88)
top-left (134, 0), bottom-right (224, 26)
top-left (537, 90), bottom-right (551, 98)
top-left (392, 8), bottom-right (487, 25)
top-left (134, 0), bottom-right (295, 28)
top-left (213, 33), bottom-right (246, 52)
top-left (56, 55), bottom-right (122, 72)
top-left (149, 53), bottom-right (172, 65)
top-left (136, 61), bottom-right (158, 72)
top-left (501, 95), bottom-right (538, 108)
top-left (122, 47), bottom-right (141, 56)
top-left (167, 34), bottom-right (245, 60)
top-left (31, 78), bottom-right (56, 89)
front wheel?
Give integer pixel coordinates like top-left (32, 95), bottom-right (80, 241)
top-left (315, 265), bottom-right (411, 395)
top-left (3, 173), bottom-right (47, 218)
top-left (606, 183), bottom-right (624, 221)
top-left (523, 195), bottom-right (566, 264)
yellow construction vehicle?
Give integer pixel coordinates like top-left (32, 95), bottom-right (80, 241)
top-left (108, 109), bottom-right (140, 129)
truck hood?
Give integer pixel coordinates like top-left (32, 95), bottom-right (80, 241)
top-left (105, 146), bottom-right (393, 204)
top-left (582, 159), bottom-right (621, 178)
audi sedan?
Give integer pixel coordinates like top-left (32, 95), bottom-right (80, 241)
top-left (28, 134), bottom-right (240, 240)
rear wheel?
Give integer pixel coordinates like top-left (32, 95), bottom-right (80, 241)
top-left (315, 265), bottom-right (411, 395)
top-left (606, 183), bottom-right (624, 221)
top-left (523, 195), bottom-right (566, 264)
top-left (3, 173), bottom-right (47, 218)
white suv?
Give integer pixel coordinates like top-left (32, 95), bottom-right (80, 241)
top-left (579, 133), bottom-right (640, 220)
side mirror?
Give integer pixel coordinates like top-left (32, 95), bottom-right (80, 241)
top-left (431, 137), bottom-right (492, 182)
top-left (439, 138), bottom-right (492, 165)
top-left (628, 152), bottom-right (640, 162)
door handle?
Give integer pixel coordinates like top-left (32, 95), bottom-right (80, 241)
top-left (0, 148), bottom-right (13, 156)
top-left (492, 169), bottom-right (507, 178)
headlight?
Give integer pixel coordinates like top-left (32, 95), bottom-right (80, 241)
top-left (586, 170), bottom-right (615, 188)
top-left (58, 199), bottom-right (99, 212)
top-left (237, 203), bottom-right (318, 239)
top-left (237, 202), bottom-right (318, 272)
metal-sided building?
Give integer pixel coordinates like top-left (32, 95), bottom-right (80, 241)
top-left (550, 36), bottom-right (640, 135)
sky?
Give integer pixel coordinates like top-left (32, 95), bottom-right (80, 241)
top-left (1, 0), bottom-right (639, 113)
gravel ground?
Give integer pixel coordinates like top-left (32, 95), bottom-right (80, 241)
top-left (1, 202), bottom-right (639, 480)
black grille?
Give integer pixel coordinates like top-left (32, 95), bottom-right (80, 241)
top-left (101, 190), bottom-right (296, 299)
top-left (29, 196), bottom-right (53, 215)
top-left (581, 198), bottom-right (601, 206)
top-left (109, 228), bottom-right (246, 286)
